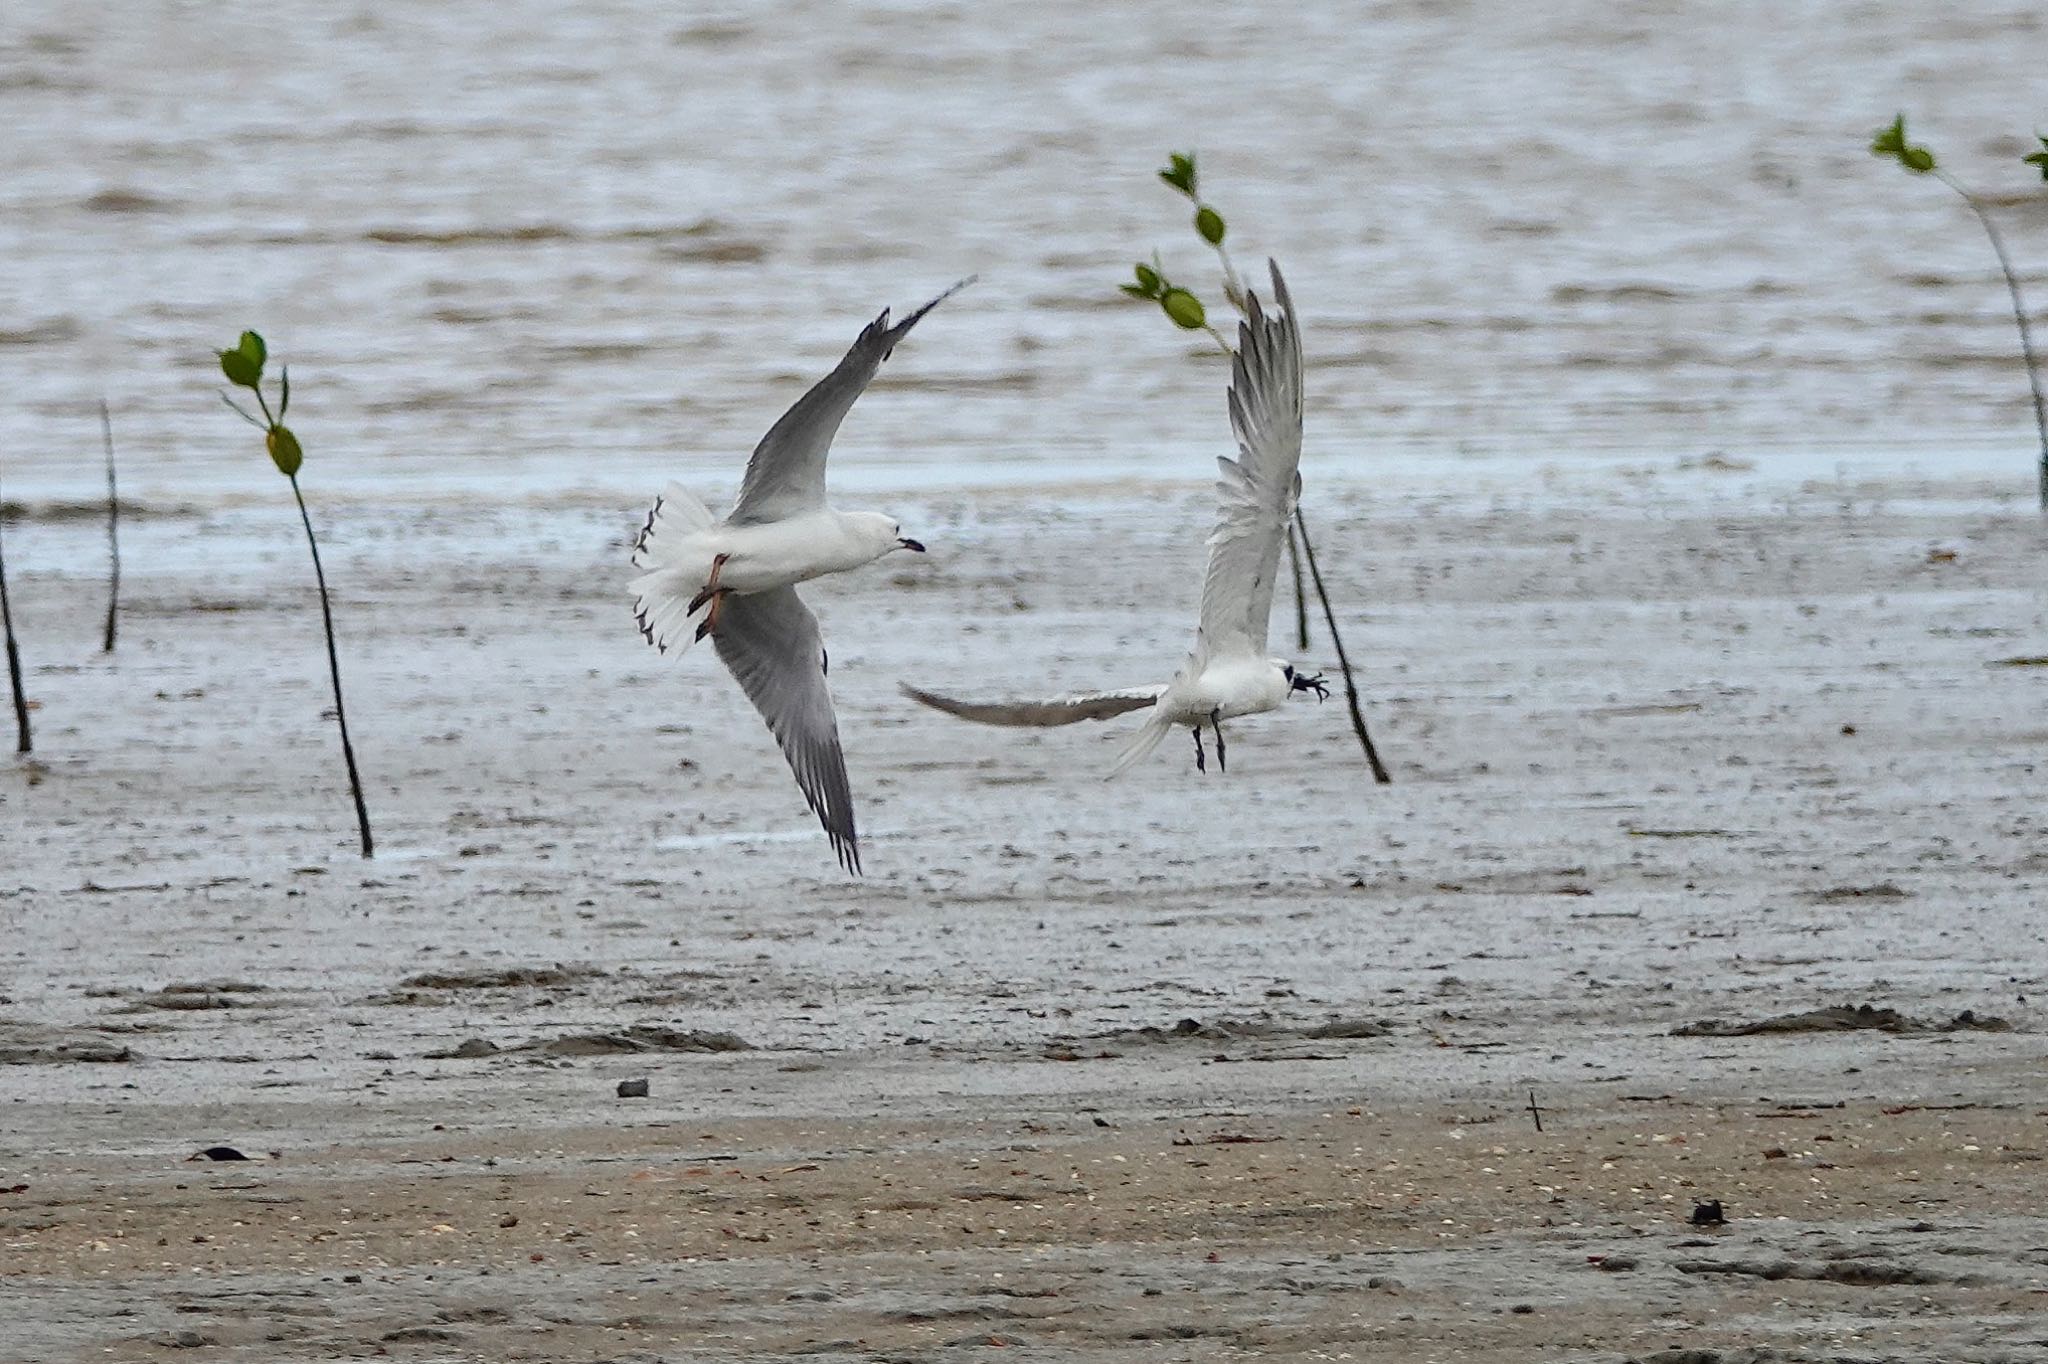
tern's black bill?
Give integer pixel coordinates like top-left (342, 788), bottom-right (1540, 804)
top-left (899, 537), bottom-right (926, 552)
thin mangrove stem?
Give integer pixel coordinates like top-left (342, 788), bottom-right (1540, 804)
top-left (290, 474), bottom-right (373, 858)
top-left (1286, 519), bottom-right (1309, 650)
top-left (1937, 170), bottom-right (2048, 509)
top-left (100, 400), bottom-right (119, 653)
top-left (0, 483), bottom-right (29, 755)
top-left (1293, 506), bottom-right (1391, 784)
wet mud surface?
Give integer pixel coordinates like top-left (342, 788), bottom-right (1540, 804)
top-left (5, 472), bottom-right (2047, 1360)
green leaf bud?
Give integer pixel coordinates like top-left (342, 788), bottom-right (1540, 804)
top-left (1871, 113), bottom-right (1935, 173)
top-left (1158, 151), bottom-right (1197, 196)
top-left (1133, 262), bottom-right (1161, 293)
top-left (2024, 135), bottom-right (2048, 182)
top-left (238, 331), bottom-right (267, 368)
top-left (1160, 288), bottom-right (1206, 330)
top-left (266, 424), bottom-right (303, 477)
top-left (1195, 206), bottom-right (1225, 245)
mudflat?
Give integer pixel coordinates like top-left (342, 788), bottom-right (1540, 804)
top-left (4, 467), bottom-right (2046, 1362)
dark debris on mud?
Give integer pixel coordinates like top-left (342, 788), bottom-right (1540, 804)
top-left (1673, 1003), bottom-right (2011, 1038)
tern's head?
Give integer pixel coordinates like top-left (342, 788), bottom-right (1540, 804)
top-left (847, 511), bottom-right (926, 556)
top-left (1281, 662), bottom-right (1330, 702)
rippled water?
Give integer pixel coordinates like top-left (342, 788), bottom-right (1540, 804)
top-left (2, 0), bottom-right (2045, 513)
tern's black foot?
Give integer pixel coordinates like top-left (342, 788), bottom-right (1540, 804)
top-left (1211, 709), bottom-right (1227, 774)
top-left (1290, 670), bottom-right (1331, 702)
top-left (1192, 724), bottom-right (1206, 773)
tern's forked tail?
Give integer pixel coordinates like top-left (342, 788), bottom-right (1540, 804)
top-left (1105, 709), bottom-right (1173, 780)
top-left (630, 481), bottom-right (718, 656)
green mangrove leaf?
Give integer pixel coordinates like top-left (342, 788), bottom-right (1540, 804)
top-left (220, 347), bottom-right (261, 389)
top-left (279, 365), bottom-right (290, 417)
top-left (1159, 151), bottom-right (1197, 196)
top-left (266, 424), bottom-right (303, 477)
top-left (2025, 135), bottom-right (2048, 182)
top-left (1195, 206), bottom-right (1225, 245)
top-left (1133, 262), bottom-right (1161, 294)
top-left (238, 331), bottom-right (267, 368)
top-left (1871, 113), bottom-right (1935, 173)
top-left (1160, 287), bottom-right (1206, 330)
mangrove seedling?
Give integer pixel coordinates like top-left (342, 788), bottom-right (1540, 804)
top-left (219, 332), bottom-right (374, 857)
top-left (0, 477), bottom-right (29, 754)
top-left (1135, 156), bottom-right (1317, 650)
top-left (1872, 114), bottom-right (2048, 509)
top-left (1122, 151), bottom-right (1392, 782)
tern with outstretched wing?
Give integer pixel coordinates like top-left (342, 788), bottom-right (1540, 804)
top-left (903, 261), bottom-right (1327, 775)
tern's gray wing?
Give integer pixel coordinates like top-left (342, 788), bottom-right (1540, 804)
top-left (1195, 260), bottom-right (1304, 658)
top-left (899, 682), bottom-right (1163, 727)
top-left (712, 586), bottom-right (860, 874)
top-left (728, 278), bottom-right (973, 527)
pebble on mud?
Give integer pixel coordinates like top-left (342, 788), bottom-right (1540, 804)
top-left (617, 1078), bottom-right (650, 1098)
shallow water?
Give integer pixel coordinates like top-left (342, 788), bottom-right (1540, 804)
top-left (2, 0), bottom-right (2045, 518)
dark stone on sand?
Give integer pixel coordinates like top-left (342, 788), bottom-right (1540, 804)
top-left (398, 964), bottom-right (603, 990)
top-left (1595, 1254), bottom-right (1639, 1271)
top-left (189, 1146), bottom-right (250, 1162)
top-left (541, 1025), bottom-right (751, 1056)
top-left (1689, 1199), bottom-right (1725, 1226)
top-left (1672, 1002), bottom-right (2009, 1037)
top-left (617, 1077), bottom-right (650, 1098)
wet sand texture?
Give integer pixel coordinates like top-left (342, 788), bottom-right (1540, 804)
top-left (5, 474), bottom-right (2048, 1361)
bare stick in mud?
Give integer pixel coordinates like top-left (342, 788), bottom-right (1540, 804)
top-left (1286, 519), bottom-right (1309, 650)
top-left (0, 481), bottom-right (30, 754)
top-left (218, 332), bottom-right (374, 857)
top-left (1295, 505), bottom-right (1390, 784)
top-left (1873, 116), bottom-right (2048, 510)
top-left (100, 400), bottom-right (120, 653)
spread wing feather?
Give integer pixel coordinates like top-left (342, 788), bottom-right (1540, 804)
top-left (712, 587), bottom-right (861, 874)
top-left (728, 278), bottom-right (972, 526)
top-left (1192, 260), bottom-right (1303, 660)
top-left (899, 682), bottom-right (1163, 727)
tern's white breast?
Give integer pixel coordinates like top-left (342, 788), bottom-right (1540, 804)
top-left (1160, 655), bottom-right (1290, 725)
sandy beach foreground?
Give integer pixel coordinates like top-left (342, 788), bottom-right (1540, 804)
top-left (3, 466), bottom-right (2047, 1361)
